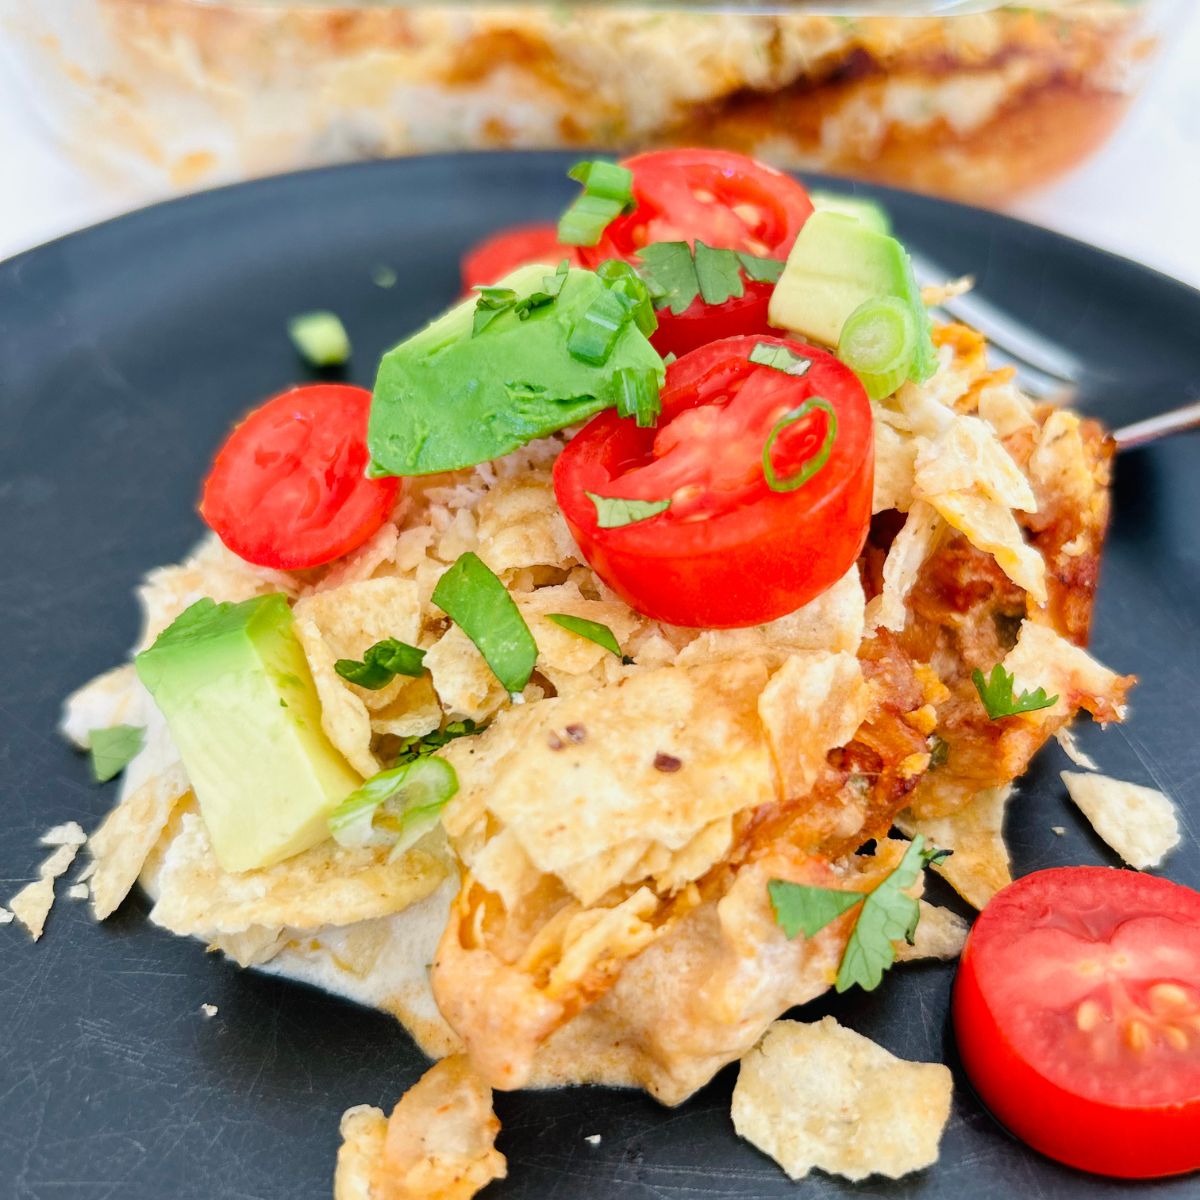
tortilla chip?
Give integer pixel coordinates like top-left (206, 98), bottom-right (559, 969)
top-left (866, 501), bottom-right (945, 633)
top-left (88, 699), bottom-right (191, 920)
top-left (474, 471), bottom-right (577, 580)
top-left (758, 652), bottom-right (869, 801)
top-left (872, 416), bottom-right (918, 515)
top-left (41, 822), bottom-right (87, 848)
top-left (920, 276), bottom-right (974, 307)
top-left (423, 624), bottom-right (512, 722)
top-left (977, 381), bottom-right (1037, 439)
top-left (897, 786), bottom-right (1012, 910)
top-left (1028, 410), bottom-right (1097, 512)
top-left (8, 841), bottom-right (81, 941)
top-left (149, 813), bottom-right (446, 937)
top-left (335, 1105), bottom-right (388, 1200)
top-left (371, 1056), bottom-right (507, 1200)
top-left (731, 1017), bottom-right (953, 1182)
top-left (914, 415), bottom-right (1035, 512)
top-left (443, 657), bottom-right (776, 906)
top-left (1061, 771), bottom-right (1180, 870)
top-left (208, 926), bottom-right (288, 968)
top-left (1004, 621), bottom-right (1130, 723)
top-left (311, 522), bottom-right (400, 594)
top-left (896, 901), bottom-right (970, 962)
top-left (926, 491), bottom-right (1046, 603)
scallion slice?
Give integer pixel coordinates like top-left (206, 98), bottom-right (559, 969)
top-left (762, 398), bottom-right (838, 493)
top-left (568, 287), bottom-right (632, 366)
top-left (608, 366), bottom-right (661, 428)
top-left (335, 638), bottom-right (426, 690)
top-left (557, 160), bottom-right (635, 247)
top-left (431, 552), bottom-right (538, 694)
top-left (545, 613), bottom-right (626, 660)
top-left (288, 310), bottom-right (351, 366)
top-left (597, 260), bottom-right (658, 337)
top-left (837, 295), bottom-right (919, 400)
top-left (328, 756), bottom-right (458, 856)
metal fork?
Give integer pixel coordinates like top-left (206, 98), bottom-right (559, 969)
top-left (909, 252), bottom-right (1200, 451)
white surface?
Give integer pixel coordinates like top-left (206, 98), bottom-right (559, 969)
top-left (1, 13), bottom-right (1199, 288)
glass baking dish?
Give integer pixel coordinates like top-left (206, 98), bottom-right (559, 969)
top-left (0, 1), bottom-right (1184, 204)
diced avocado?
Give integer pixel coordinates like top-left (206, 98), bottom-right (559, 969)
top-left (810, 190), bottom-right (893, 236)
top-left (769, 210), bottom-right (936, 382)
top-left (135, 594), bottom-right (361, 873)
top-left (367, 264), bottom-right (664, 477)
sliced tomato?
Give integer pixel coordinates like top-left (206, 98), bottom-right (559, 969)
top-left (578, 149), bottom-right (814, 358)
top-left (201, 384), bottom-right (400, 571)
top-left (954, 866), bottom-right (1200, 1178)
top-left (461, 223), bottom-right (581, 290)
top-left (553, 335), bottom-right (873, 628)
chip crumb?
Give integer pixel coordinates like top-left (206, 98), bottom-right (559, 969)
top-left (66, 883), bottom-right (90, 901)
top-left (1061, 771), bottom-right (1179, 870)
top-left (200, 1003), bottom-right (219, 1019)
top-left (1052, 826), bottom-right (1066, 837)
top-left (335, 1105), bottom-right (388, 1200)
top-left (732, 1018), bottom-right (952, 1182)
top-left (585, 1134), bottom-right (602, 1146)
top-left (895, 901), bottom-right (969, 962)
top-left (40, 821), bottom-right (88, 847)
top-left (1055, 726), bottom-right (1099, 771)
top-left (7, 841), bottom-right (82, 941)
top-left (0, 906), bottom-right (13, 925)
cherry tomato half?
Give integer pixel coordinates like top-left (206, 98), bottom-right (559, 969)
top-left (553, 335), bottom-right (873, 628)
top-left (461, 223), bottom-right (581, 290)
top-left (579, 149), bottom-right (815, 359)
top-left (201, 384), bottom-right (400, 571)
top-left (954, 866), bottom-right (1200, 1179)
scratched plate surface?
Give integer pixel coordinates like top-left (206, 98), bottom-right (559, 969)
top-left (1, 153), bottom-right (1199, 1200)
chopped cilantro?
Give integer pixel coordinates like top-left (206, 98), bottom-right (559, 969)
top-left (972, 664), bottom-right (1058, 719)
top-left (585, 492), bottom-right (671, 529)
top-left (335, 638), bottom-right (426, 690)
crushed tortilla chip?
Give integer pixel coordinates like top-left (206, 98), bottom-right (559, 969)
top-left (758, 652), bottom-right (869, 800)
top-left (1004, 621), bottom-right (1130, 723)
top-left (731, 1018), bottom-right (953, 1182)
top-left (8, 841), bottom-right (82, 941)
top-left (920, 276), bottom-right (973, 306)
top-left (335, 1105), bottom-right (388, 1200)
top-left (977, 381), bottom-right (1037, 439)
top-left (896, 901), bottom-right (970, 962)
top-left (59, 664), bottom-right (141, 749)
top-left (374, 1056), bottom-right (506, 1200)
top-left (1061, 771), bottom-right (1179, 870)
top-left (66, 883), bottom-right (90, 901)
top-left (872, 414), bottom-right (918, 515)
top-left (0, 907), bottom-right (13, 925)
top-left (41, 821), bottom-right (87, 847)
top-left (149, 813), bottom-right (447, 937)
top-left (866, 501), bottom-right (944, 633)
top-left (897, 786), bottom-right (1012, 910)
top-left (914, 415), bottom-right (1036, 513)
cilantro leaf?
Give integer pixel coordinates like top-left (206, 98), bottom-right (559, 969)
top-left (767, 879), bottom-right (864, 939)
top-left (394, 719), bottom-right (479, 766)
top-left (635, 242), bottom-right (700, 316)
top-left (694, 240), bottom-right (745, 306)
top-left (768, 836), bottom-right (951, 994)
top-left (737, 252), bottom-right (786, 283)
top-left (545, 613), bottom-right (626, 660)
top-left (472, 262), bottom-right (570, 337)
top-left (633, 243), bottom-right (786, 317)
top-left (585, 492), bottom-right (671, 529)
top-left (972, 663), bottom-right (1058, 719)
top-left (335, 638), bottom-right (426, 690)
top-left (89, 724), bottom-right (145, 783)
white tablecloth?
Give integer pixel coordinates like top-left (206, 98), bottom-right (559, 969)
top-left (2, 13), bottom-right (1199, 289)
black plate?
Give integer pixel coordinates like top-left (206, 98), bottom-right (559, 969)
top-left (2, 153), bottom-right (1198, 1200)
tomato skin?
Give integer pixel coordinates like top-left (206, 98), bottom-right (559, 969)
top-left (953, 867), bottom-right (1200, 1179)
top-left (578, 149), bottom-right (814, 358)
top-left (553, 335), bottom-right (873, 629)
top-left (201, 384), bottom-right (400, 571)
top-left (461, 224), bottom-right (580, 290)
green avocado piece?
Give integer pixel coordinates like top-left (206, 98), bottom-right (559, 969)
top-left (810, 190), bottom-right (893, 236)
top-left (135, 594), bottom-right (361, 873)
top-left (367, 263), bottom-right (664, 477)
top-left (768, 210), bottom-right (936, 383)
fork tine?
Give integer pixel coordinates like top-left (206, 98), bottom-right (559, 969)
top-left (909, 250), bottom-right (1083, 385)
top-left (974, 343), bottom-right (1067, 400)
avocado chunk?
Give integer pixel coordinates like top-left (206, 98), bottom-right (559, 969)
top-left (367, 263), bottom-right (664, 477)
top-left (769, 210), bottom-right (936, 382)
top-left (811, 190), bottom-right (893, 236)
top-left (135, 594), bottom-right (361, 873)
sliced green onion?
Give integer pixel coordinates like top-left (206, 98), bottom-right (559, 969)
top-left (335, 638), bottom-right (426, 690)
top-left (749, 342), bottom-right (812, 377)
top-left (608, 366), bottom-right (661, 428)
top-left (597, 259), bottom-right (658, 337)
top-left (431, 552), bottom-right (538, 694)
top-left (394, 719), bottom-right (479, 766)
top-left (545, 613), bottom-right (625, 660)
top-left (568, 287), bottom-right (632, 366)
top-left (557, 160), bottom-right (635, 247)
top-left (328, 756), bottom-right (458, 855)
top-left (288, 310), bottom-right (351, 366)
top-left (585, 492), bottom-right (670, 529)
top-left (762, 397), bottom-right (838, 493)
top-left (837, 295), bottom-right (919, 400)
